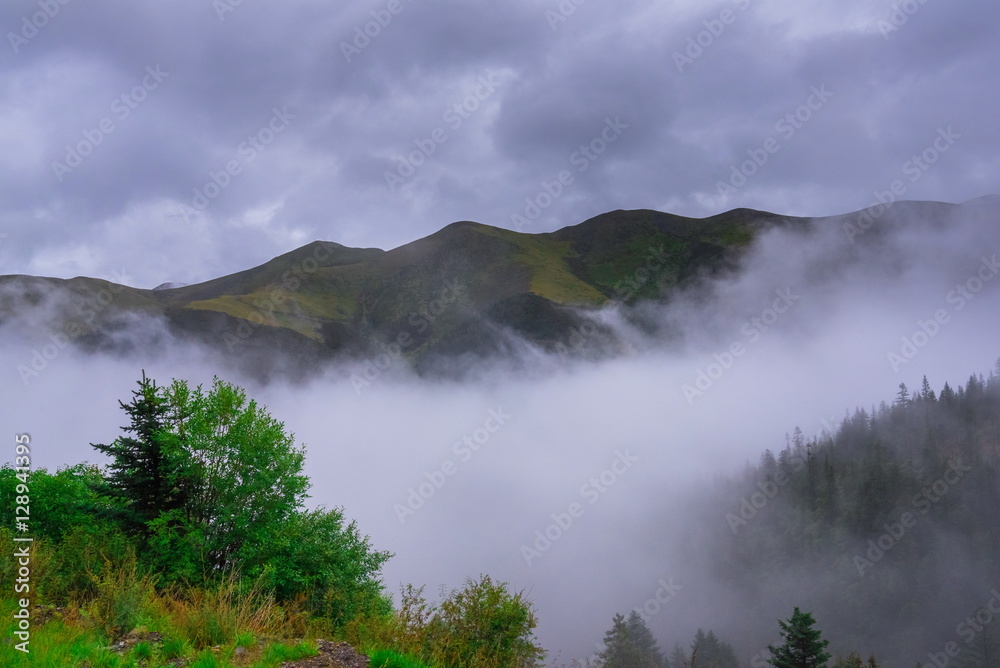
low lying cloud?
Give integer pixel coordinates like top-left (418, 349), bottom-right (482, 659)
top-left (2, 199), bottom-right (999, 661)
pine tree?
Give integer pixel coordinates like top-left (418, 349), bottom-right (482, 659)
top-left (667, 642), bottom-right (689, 668)
top-left (767, 608), bottom-right (832, 668)
top-left (597, 611), bottom-right (664, 667)
top-left (626, 611), bottom-right (665, 666)
top-left (689, 629), bottom-right (738, 668)
top-left (894, 383), bottom-right (910, 406)
top-left (90, 371), bottom-right (189, 536)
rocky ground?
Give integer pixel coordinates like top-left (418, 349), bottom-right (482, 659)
top-left (279, 640), bottom-right (370, 668)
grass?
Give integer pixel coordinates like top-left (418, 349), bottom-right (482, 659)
top-left (368, 648), bottom-right (434, 668)
top-left (0, 581), bottom-right (322, 668)
top-left (0, 540), bottom-right (542, 668)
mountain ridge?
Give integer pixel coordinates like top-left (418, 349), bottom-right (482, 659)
top-left (1, 199), bottom-right (993, 379)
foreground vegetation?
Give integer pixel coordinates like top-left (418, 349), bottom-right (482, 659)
top-left (1, 373), bottom-right (544, 667)
top-left (5, 362), bottom-right (999, 666)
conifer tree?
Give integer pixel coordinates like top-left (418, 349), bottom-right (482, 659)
top-left (667, 642), bottom-right (689, 668)
top-left (596, 611), bottom-right (664, 667)
top-left (90, 371), bottom-right (190, 536)
top-left (767, 608), bottom-right (831, 668)
top-left (625, 611), bottom-right (665, 666)
top-left (689, 629), bottom-right (738, 668)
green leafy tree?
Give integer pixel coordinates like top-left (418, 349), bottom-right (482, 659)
top-left (157, 377), bottom-right (310, 573)
top-left (0, 464), bottom-right (108, 541)
top-left (767, 608), bottom-right (832, 668)
top-left (91, 373), bottom-right (391, 622)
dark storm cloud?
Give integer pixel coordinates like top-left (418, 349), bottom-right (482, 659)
top-left (1, 0), bottom-right (997, 286)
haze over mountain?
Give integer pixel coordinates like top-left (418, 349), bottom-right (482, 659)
top-left (2, 196), bottom-right (999, 665)
top-left (3, 196), bottom-right (996, 384)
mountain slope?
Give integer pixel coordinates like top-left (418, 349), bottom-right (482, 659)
top-left (0, 200), bottom-right (987, 377)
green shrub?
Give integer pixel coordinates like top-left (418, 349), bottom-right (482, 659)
top-left (349, 576), bottom-right (545, 668)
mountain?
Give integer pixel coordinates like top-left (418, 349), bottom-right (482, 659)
top-left (0, 200), bottom-right (988, 379)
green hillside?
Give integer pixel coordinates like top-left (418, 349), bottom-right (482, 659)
top-left (0, 206), bottom-right (797, 372)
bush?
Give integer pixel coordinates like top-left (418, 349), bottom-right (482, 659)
top-left (254, 507), bottom-right (393, 626)
top-left (347, 576), bottom-right (545, 668)
top-left (427, 575), bottom-right (544, 667)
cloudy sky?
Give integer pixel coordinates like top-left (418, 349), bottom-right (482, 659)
top-left (1, 0), bottom-right (997, 288)
top-left (4, 1), bottom-right (1000, 659)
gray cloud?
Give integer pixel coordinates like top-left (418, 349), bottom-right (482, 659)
top-left (0, 0), bottom-right (996, 286)
top-left (2, 0), bottom-right (1000, 660)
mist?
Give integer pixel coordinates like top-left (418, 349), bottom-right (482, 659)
top-left (2, 200), bottom-right (999, 664)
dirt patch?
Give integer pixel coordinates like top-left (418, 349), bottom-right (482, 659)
top-left (280, 640), bottom-right (370, 668)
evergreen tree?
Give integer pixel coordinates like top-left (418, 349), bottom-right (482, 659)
top-left (689, 629), bottom-right (738, 668)
top-left (767, 608), bottom-right (831, 668)
top-left (597, 611), bottom-right (664, 667)
top-left (90, 371), bottom-right (190, 537)
top-left (667, 642), bottom-right (689, 668)
top-left (625, 611), bottom-right (665, 666)
top-left (90, 373), bottom-right (391, 622)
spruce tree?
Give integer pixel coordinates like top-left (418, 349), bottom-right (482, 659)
top-left (667, 642), bottom-right (689, 668)
top-left (597, 611), bottom-right (664, 667)
top-left (625, 610), bottom-right (665, 666)
top-left (90, 371), bottom-right (189, 536)
top-left (767, 608), bottom-right (832, 668)
top-left (690, 629), bottom-right (739, 668)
